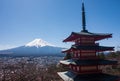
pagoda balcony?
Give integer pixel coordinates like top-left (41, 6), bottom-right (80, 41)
top-left (71, 45), bottom-right (114, 51)
top-left (73, 70), bottom-right (102, 75)
top-left (72, 56), bottom-right (99, 60)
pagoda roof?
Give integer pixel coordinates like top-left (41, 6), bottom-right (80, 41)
top-left (58, 71), bottom-right (119, 81)
top-left (63, 31), bottom-right (112, 42)
top-left (62, 45), bottom-right (114, 53)
top-left (60, 59), bottom-right (117, 65)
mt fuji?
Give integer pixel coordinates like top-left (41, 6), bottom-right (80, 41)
top-left (0, 39), bottom-right (63, 57)
top-left (25, 38), bottom-right (55, 47)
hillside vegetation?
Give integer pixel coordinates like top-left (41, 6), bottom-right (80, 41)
top-left (0, 51), bottom-right (120, 81)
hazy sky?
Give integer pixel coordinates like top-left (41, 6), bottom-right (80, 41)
top-left (0, 0), bottom-right (120, 50)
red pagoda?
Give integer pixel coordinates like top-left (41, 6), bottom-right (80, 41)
top-left (58, 2), bottom-right (120, 81)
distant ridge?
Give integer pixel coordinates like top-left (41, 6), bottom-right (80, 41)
top-left (0, 38), bottom-right (64, 57)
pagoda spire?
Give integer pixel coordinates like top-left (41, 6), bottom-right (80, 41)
top-left (81, 0), bottom-right (88, 32)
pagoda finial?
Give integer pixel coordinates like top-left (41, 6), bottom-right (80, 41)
top-left (81, 0), bottom-right (88, 32)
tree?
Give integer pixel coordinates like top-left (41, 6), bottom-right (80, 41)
top-left (98, 52), bottom-right (105, 59)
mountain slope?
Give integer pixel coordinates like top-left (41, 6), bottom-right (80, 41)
top-left (0, 39), bottom-right (63, 57)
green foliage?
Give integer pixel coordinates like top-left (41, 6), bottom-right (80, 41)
top-left (64, 53), bottom-right (72, 60)
top-left (101, 51), bottom-right (120, 76)
top-left (106, 51), bottom-right (120, 58)
top-left (98, 52), bottom-right (105, 59)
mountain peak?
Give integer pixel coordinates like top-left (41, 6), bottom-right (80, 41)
top-left (25, 38), bottom-right (54, 47)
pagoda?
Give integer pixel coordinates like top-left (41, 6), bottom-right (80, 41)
top-left (58, 1), bottom-right (120, 81)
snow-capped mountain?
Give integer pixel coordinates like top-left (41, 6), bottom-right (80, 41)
top-left (25, 38), bottom-right (55, 47)
top-left (0, 39), bottom-right (63, 57)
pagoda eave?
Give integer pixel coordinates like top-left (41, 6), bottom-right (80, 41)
top-left (58, 71), bottom-right (119, 81)
top-left (60, 59), bottom-right (117, 66)
top-left (63, 32), bottom-right (112, 42)
top-left (62, 46), bottom-right (114, 53)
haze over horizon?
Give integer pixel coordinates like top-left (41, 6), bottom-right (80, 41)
top-left (0, 0), bottom-right (120, 50)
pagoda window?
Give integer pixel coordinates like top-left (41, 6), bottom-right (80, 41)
top-left (73, 66), bottom-right (76, 71)
top-left (77, 66), bottom-right (80, 71)
top-left (74, 54), bottom-right (76, 58)
top-left (71, 52), bottom-right (73, 54)
top-left (80, 66), bottom-right (97, 71)
top-left (69, 65), bottom-right (72, 69)
top-left (78, 53), bottom-right (80, 57)
top-left (81, 50), bottom-right (95, 52)
top-left (80, 37), bottom-right (95, 44)
top-left (81, 37), bottom-right (94, 40)
top-left (81, 40), bottom-right (94, 43)
top-left (81, 53), bottom-right (96, 57)
top-left (76, 52), bottom-right (78, 57)
top-left (78, 40), bottom-right (80, 43)
top-left (75, 38), bottom-right (81, 44)
top-left (81, 50), bottom-right (96, 57)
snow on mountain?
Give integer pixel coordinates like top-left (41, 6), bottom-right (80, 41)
top-left (25, 38), bottom-right (55, 47)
